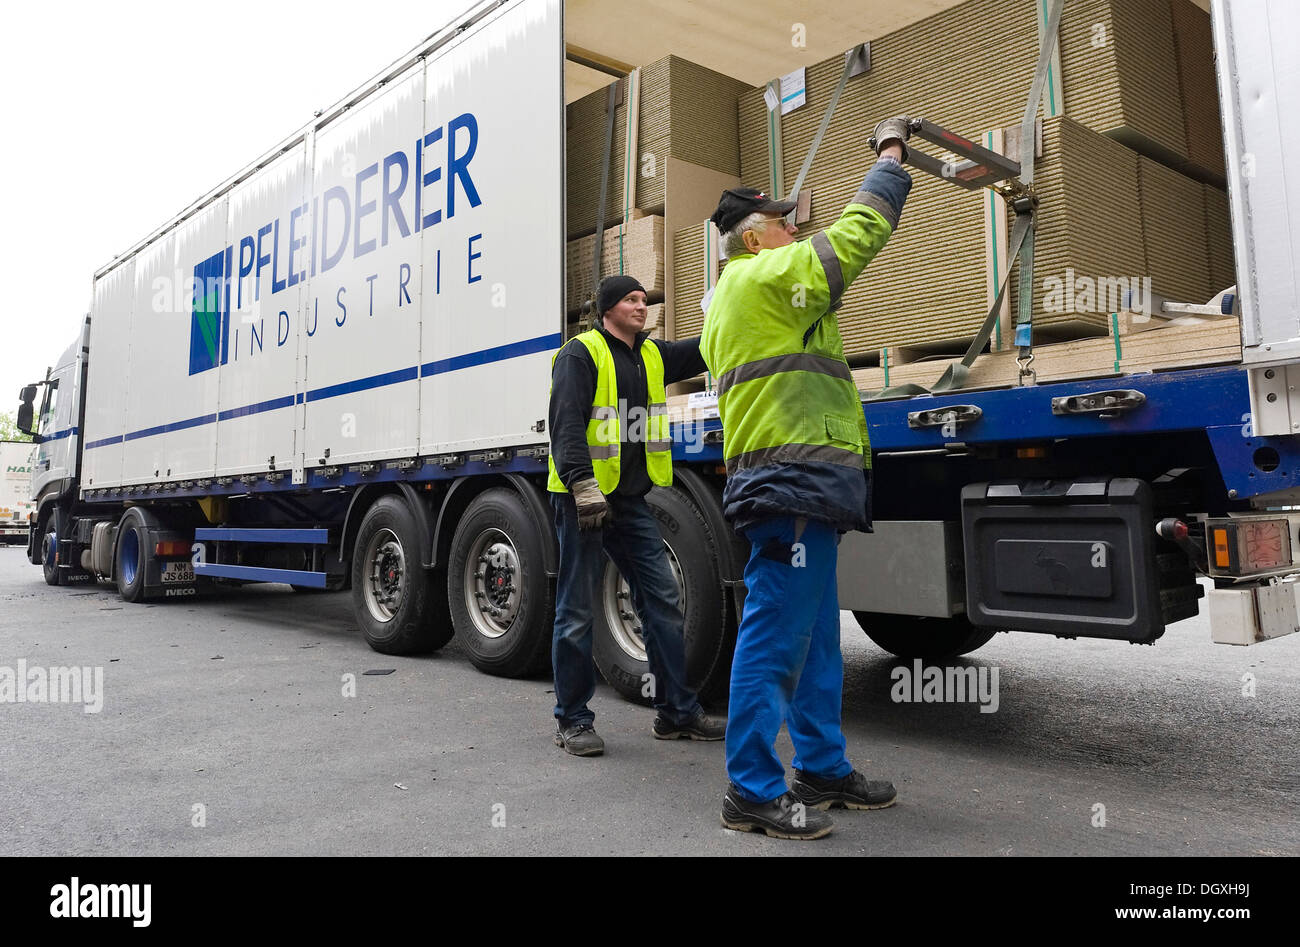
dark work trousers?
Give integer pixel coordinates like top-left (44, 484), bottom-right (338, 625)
top-left (549, 490), bottom-right (702, 728)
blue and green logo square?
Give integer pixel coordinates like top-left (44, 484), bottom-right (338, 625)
top-left (188, 249), bottom-right (230, 375)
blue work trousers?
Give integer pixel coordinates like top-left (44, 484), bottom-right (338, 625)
top-left (550, 490), bottom-right (701, 728)
top-left (726, 516), bottom-right (853, 802)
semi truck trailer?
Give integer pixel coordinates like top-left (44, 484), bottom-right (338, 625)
top-left (16, 0), bottom-right (1300, 706)
top-left (1, 441), bottom-right (36, 544)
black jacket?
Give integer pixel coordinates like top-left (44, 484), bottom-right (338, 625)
top-left (549, 326), bottom-right (707, 496)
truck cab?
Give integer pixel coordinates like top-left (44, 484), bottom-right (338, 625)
top-left (18, 317), bottom-right (89, 571)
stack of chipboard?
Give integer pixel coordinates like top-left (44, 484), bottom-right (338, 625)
top-left (679, 113), bottom-right (1231, 360)
top-left (566, 56), bottom-right (751, 239)
top-left (678, 116), bottom-right (1148, 357)
top-left (645, 303), bottom-right (665, 339)
top-left (737, 0), bottom-right (1220, 200)
top-left (1058, 0), bottom-right (1190, 173)
top-left (1138, 156), bottom-right (1214, 305)
top-left (1203, 185), bottom-right (1236, 293)
top-left (670, 221), bottom-right (719, 341)
top-left (565, 215), bottom-right (665, 314)
top-left (695, 0), bottom-right (1234, 359)
top-left (1169, 0), bottom-right (1226, 181)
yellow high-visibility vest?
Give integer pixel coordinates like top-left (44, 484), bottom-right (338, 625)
top-left (547, 330), bottom-right (673, 494)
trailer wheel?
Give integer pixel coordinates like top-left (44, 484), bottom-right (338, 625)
top-left (115, 516), bottom-right (149, 603)
top-left (853, 611), bottom-right (997, 660)
top-left (40, 510), bottom-right (63, 587)
top-left (448, 487), bottom-right (553, 678)
top-left (351, 496), bottom-right (450, 655)
top-left (593, 486), bottom-right (729, 707)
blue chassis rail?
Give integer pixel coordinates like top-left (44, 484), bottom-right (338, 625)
top-left (78, 365), bottom-right (1294, 505)
top-left (858, 364), bottom-right (1289, 500)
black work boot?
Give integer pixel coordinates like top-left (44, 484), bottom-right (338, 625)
top-left (720, 784), bottom-right (833, 840)
top-left (554, 722), bottom-right (605, 757)
top-left (652, 707), bottom-right (725, 741)
top-left (789, 769), bottom-right (897, 810)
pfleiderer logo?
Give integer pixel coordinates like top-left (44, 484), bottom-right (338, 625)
top-left (188, 247), bottom-right (231, 375)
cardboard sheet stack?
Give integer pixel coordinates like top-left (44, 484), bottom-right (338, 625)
top-left (1204, 185), bottom-right (1236, 293)
top-left (566, 56), bottom-right (750, 239)
top-left (1168, 0), bottom-right (1226, 181)
top-left (565, 215), bottom-right (665, 314)
top-left (670, 222), bottom-right (720, 341)
top-left (667, 0), bottom-right (1235, 360)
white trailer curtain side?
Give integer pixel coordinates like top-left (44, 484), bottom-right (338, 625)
top-left (80, 0), bottom-right (564, 491)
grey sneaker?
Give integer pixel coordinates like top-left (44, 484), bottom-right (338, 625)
top-left (789, 769), bottom-right (897, 810)
top-left (554, 722), bottom-right (605, 757)
top-left (720, 784), bottom-right (833, 840)
top-left (652, 707), bottom-right (725, 741)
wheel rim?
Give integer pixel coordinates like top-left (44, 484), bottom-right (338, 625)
top-left (43, 528), bottom-right (57, 571)
top-left (362, 528), bottom-right (406, 623)
top-left (462, 528), bottom-right (521, 639)
top-left (601, 541), bottom-right (685, 662)
top-left (120, 528), bottom-right (139, 586)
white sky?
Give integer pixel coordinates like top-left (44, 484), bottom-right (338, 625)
top-left (0, 0), bottom-right (466, 413)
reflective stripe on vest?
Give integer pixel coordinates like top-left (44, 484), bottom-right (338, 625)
top-left (547, 330), bottom-right (673, 494)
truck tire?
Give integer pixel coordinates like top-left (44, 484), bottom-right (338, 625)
top-left (115, 515), bottom-right (149, 603)
top-left (40, 510), bottom-right (63, 587)
top-left (853, 611), bottom-right (997, 660)
top-left (447, 487), bottom-right (553, 678)
top-left (351, 495), bottom-right (451, 655)
top-left (593, 486), bottom-right (729, 707)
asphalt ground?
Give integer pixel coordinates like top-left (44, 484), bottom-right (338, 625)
top-left (1, 545), bottom-right (1297, 857)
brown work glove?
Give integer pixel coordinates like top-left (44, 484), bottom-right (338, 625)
top-left (871, 116), bottom-right (912, 162)
top-left (572, 477), bottom-right (609, 530)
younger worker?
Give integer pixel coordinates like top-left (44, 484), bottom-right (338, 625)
top-left (547, 275), bottom-right (726, 756)
top-left (700, 118), bottom-right (915, 838)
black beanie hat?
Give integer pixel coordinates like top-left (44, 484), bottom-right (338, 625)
top-left (596, 275), bottom-right (647, 318)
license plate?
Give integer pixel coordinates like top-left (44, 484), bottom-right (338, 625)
top-left (161, 562), bottom-right (195, 583)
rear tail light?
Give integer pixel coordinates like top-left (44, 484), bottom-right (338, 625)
top-left (154, 540), bottom-right (191, 558)
top-left (1205, 517), bottom-right (1295, 577)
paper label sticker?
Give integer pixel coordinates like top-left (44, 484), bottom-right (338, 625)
top-left (688, 390), bottom-right (720, 419)
top-left (779, 68), bottom-right (806, 115)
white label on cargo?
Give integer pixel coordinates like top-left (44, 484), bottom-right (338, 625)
top-left (688, 390), bottom-right (720, 419)
top-left (763, 84), bottom-right (779, 113)
top-left (779, 68), bottom-right (806, 115)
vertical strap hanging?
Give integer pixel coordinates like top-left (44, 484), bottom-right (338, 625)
top-left (1014, 0), bottom-right (1065, 384)
top-left (617, 67), bottom-right (641, 274)
top-left (588, 78), bottom-right (621, 322)
top-left (702, 220), bottom-right (721, 391)
top-left (982, 128), bottom-right (1011, 351)
top-left (1034, 0), bottom-right (1066, 122)
top-left (764, 79), bottom-right (785, 200)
